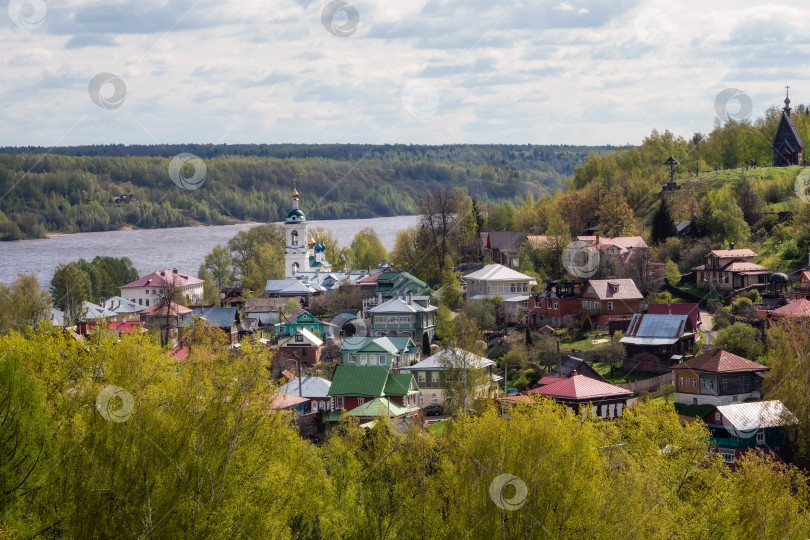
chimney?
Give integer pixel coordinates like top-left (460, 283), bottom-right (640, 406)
top-left (572, 369), bottom-right (578, 376)
top-left (729, 242), bottom-right (735, 250)
top-left (173, 268), bottom-right (178, 273)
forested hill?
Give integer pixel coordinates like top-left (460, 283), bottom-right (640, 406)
top-left (0, 144), bottom-right (612, 240)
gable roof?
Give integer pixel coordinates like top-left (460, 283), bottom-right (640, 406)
top-left (343, 397), bottom-right (414, 418)
top-left (647, 303), bottom-right (701, 328)
top-left (770, 299), bottom-right (810, 318)
top-left (585, 279), bottom-right (643, 301)
top-left (527, 374), bottom-right (632, 400)
top-left (368, 297), bottom-right (437, 314)
top-left (278, 328), bottom-right (323, 348)
top-left (267, 393), bottom-right (310, 410)
top-left (577, 236), bottom-right (648, 250)
top-left (278, 376), bottom-right (332, 398)
top-left (99, 296), bottom-right (147, 313)
top-left (120, 269), bottom-right (203, 289)
top-left (547, 355), bottom-right (605, 381)
top-left (484, 231), bottom-right (528, 251)
top-left (244, 297), bottom-right (287, 313)
top-left (463, 264), bottom-right (537, 283)
top-left (712, 400), bottom-right (798, 433)
top-left (328, 366), bottom-right (390, 397)
top-left (385, 336), bottom-right (418, 353)
top-left (708, 249), bottom-right (757, 258)
top-left (82, 301), bottom-right (117, 319)
top-left (383, 372), bottom-right (418, 396)
top-left (106, 321), bottom-right (148, 334)
top-left (620, 313), bottom-right (692, 345)
top-left (185, 307), bottom-right (238, 328)
top-left (140, 302), bottom-right (193, 316)
top-left (673, 348), bottom-right (767, 374)
top-left (401, 348), bottom-right (494, 371)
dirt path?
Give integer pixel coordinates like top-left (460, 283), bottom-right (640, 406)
top-left (700, 310), bottom-right (717, 352)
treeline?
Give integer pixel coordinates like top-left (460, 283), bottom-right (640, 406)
top-left (0, 144), bottom-right (610, 240)
top-left (2, 327), bottom-right (809, 538)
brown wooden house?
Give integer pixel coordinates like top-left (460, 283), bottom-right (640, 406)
top-left (672, 348), bottom-right (767, 406)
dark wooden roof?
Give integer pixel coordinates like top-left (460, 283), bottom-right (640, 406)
top-left (773, 109), bottom-right (804, 151)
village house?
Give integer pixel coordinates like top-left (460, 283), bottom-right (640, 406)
top-left (327, 365), bottom-right (421, 419)
top-left (98, 296), bottom-right (146, 321)
top-left (264, 278), bottom-right (326, 307)
top-left (529, 278), bottom-right (643, 328)
top-left (646, 302), bottom-right (702, 331)
top-left (790, 270), bottom-right (810, 300)
top-left (692, 248), bottom-right (770, 292)
top-left (760, 298), bottom-right (810, 336)
top-left (278, 375), bottom-right (333, 414)
top-left (462, 264), bottom-right (536, 324)
top-left (244, 297), bottom-right (286, 327)
top-left (399, 348), bottom-right (500, 406)
top-left (120, 268), bottom-right (204, 307)
top-left (368, 295), bottom-right (437, 344)
top-left (362, 271), bottom-right (429, 315)
top-left (267, 393), bottom-right (311, 417)
top-left (537, 355), bottom-right (605, 385)
top-left (702, 400), bottom-right (798, 468)
top-left (181, 307), bottom-right (241, 345)
top-left (672, 348), bottom-right (768, 406)
top-left (481, 231), bottom-right (528, 268)
top-left (620, 313), bottom-right (696, 374)
top-left (277, 328), bottom-right (324, 368)
top-left (527, 374), bottom-right (632, 418)
top-left (276, 309), bottom-right (325, 338)
top-left (340, 336), bottom-right (420, 370)
top-left (139, 301), bottom-right (193, 341)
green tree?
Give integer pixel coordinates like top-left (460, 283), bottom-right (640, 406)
top-left (201, 245), bottom-right (234, 289)
top-left (664, 259), bottom-right (681, 285)
top-left (716, 322), bottom-right (762, 359)
top-left (438, 268), bottom-right (463, 310)
top-left (0, 274), bottom-right (51, 333)
top-left (350, 228), bottom-right (388, 270)
top-left (49, 262), bottom-right (91, 323)
top-left (651, 198), bottom-right (677, 245)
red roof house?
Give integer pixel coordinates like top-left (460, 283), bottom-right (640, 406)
top-left (672, 348), bottom-right (767, 406)
top-left (527, 374), bottom-right (632, 418)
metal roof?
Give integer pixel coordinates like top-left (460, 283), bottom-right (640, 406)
top-left (343, 397), bottom-right (417, 418)
top-left (383, 373), bottom-right (419, 396)
top-left (622, 313), bottom-right (689, 339)
top-left (120, 269), bottom-right (203, 289)
top-left (528, 374), bottom-right (632, 400)
top-left (185, 307), bottom-right (238, 328)
top-left (673, 348), bottom-right (767, 374)
top-left (99, 296), bottom-right (146, 313)
top-left (328, 366), bottom-right (389, 397)
top-left (714, 400), bottom-right (798, 433)
top-left (82, 301), bottom-right (117, 319)
top-left (368, 297), bottom-right (437, 314)
top-left (278, 376), bottom-right (332, 398)
top-left (463, 264), bottom-right (537, 283)
top-left (401, 348), bottom-right (494, 371)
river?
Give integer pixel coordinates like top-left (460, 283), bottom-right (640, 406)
top-left (0, 215), bottom-right (421, 286)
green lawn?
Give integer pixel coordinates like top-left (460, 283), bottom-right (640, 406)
top-left (428, 420), bottom-right (449, 436)
top-left (558, 333), bottom-right (611, 353)
top-left (592, 362), bottom-right (655, 384)
top-left (674, 403), bottom-right (715, 419)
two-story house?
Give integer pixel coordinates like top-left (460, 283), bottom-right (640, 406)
top-left (181, 307), bottom-right (241, 345)
top-left (672, 348), bottom-right (768, 406)
top-left (340, 336), bottom-right (420, 370)
top-left (482, 231), bottom-right (528, 268)
top-left (275, 309), bottom-right (325, 338)
top-left (692, 248), bottom-right (770, 292)
top-left (529, 279), bottom-right (643, 328)
top-left (120, 268), bottom-right (204, 307)
top-left (620, 313), bottom-right (696, 374)
top-left (462, 264), bottom-right (537, 324)
top-left (701, 400), bottom-right (798, 468)
top-left (399, 347), bottom-right (500, 406)
top-left (368, 296), bottom-right (437, 344)
top-left (362, 271), bottom-right (429, 315)
top-left (278, 375), bottom-right (332, 414)
top-left (327, 365), bottom-right (421, 419)
top-left (277, 328), bottom-right (324, 368)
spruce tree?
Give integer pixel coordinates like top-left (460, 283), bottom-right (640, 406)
top-left (651, 198), bottom-right (677, 245)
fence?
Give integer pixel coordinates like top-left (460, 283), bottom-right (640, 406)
top-left (615, 372), bottom-right (674, 393)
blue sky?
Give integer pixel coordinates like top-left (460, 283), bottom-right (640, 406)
top-left (1, 0), bottom-right (809, 146)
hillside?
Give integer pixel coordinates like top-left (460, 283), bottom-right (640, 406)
top-left (0, 144), bottom-right (612, 240)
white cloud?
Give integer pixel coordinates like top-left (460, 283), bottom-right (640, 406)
top-left (1, 0), bottom-right (810, 146)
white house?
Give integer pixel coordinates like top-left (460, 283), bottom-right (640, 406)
top-left (400, 347), bottom-right (501, 406)
top-left (119, 269), bottom-right (204, 308)
top-left (462, 264), bottom-right (537, 298)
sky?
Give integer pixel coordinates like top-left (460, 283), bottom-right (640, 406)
top-left (1, 0), bottom-right (809, 147)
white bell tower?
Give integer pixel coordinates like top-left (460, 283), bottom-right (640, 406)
top-left (284, 183), bottom-right (311, 278)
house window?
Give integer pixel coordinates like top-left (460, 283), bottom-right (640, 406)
top-left (295, 334), bottom-right (303, 342)
top-left (320, 401), bottom-right (327, 411)
top-left (311, 401), bottom-right (318, 413)
top-left (709, 380), bottom-right (714, 390)
top-left (554, 302), bottom-right (558, 309)
top-left (583, 301), bottom-right (589, 309)
top-left (701, 379), bottom-right (706, 389)
top-left (607, 302), bottom-right (613, 311)
top-left (678, 377), bottom-right (683, 387)
top-left (145, 299), bottom-right (150, 307)
top-left (302, 348), bottom-right (308, 357)
top-left (547, 300), bottom-right (552, 309)
top-left (756, 430), bottom-right (765, 444)
top-left (138, 299), bottom-right (142, 305)
top-left (593, 302), bottom-right (599, 310)
top-left (720, 450), bottom-right (735, 464)
top-left (335, 397), bottom-right (344, 409)
top-left (790, 428), bottom-right (797, 441)
top-left (721, 378), bottom-right (727, 390)
top-left (358, 398), bottom-right (364, 405)
top-left (369, 354), bottom-right (377, 365)
top-left (359, 354), bottom-right (367, 365)
top-left (692, 378), bottom-right (697, 388)
top-left (418, 371), bottom-right (426, 384)
top-left (715, 412), bottom-right (721, 424)
top-left (379, 355), bottom-right (386, 365)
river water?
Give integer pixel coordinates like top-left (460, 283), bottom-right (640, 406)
top-left (0, 215), bottom-right (421, 286)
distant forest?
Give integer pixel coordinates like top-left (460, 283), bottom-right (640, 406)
top-left (0, 144), bottom-right (612, 240)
